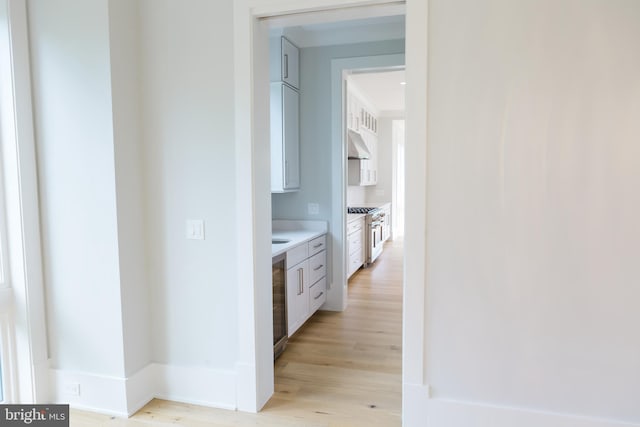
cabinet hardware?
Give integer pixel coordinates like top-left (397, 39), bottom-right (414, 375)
top-left (314, 291), bottom-right (324, 300)
top-left (284, 54), bottom-right (289, 79)
top-left (297, 268), bottom-right (303, 295)
top-left (285, 160), bottom-right (289, 186)
top-left (313, 264), bottom-right (324, 271)
top-left (313, 243), bottom-right (322, 249)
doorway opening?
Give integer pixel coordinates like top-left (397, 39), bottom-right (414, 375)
top-left (233, 0), bottom-right (429, 418)
top-left (262, 7), bottom-right (406, 418)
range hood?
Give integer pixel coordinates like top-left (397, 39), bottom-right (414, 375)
top-left (347, 129), bottom-right (371, 160)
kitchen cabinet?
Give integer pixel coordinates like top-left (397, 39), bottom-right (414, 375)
top-left (347, 216), bottom-right (365, 278)
top-left (347, 88), bottom-right (378, 187)
top-left (347, 89), bottom-right (377, 134)
top-left (271, 82), bottom-right (300, 192)
top-left (270, 36), bottom-right (299, 89)
top-left (286, 234), bottom-right (327, 336)
top-left (286, 258), bottom-right (309, 336)
top-left (380, 204), bottom-right (391, 242)
top-left (348, 133), bottom-right (377, 186)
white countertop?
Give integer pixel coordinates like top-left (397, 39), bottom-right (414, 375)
top-left (347, 201), bottom-right (391, 209)
top-left (272, 220), bottom-right (328, 257)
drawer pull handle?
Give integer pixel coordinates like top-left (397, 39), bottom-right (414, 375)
top-left (313, 264), bottom-right (324, 271)
top-left (284, 54), bottom-right (289, 79)
top-left (313, 243), bottom-right (323, 249)
top-left (314, 291), bottom-right (324, 300)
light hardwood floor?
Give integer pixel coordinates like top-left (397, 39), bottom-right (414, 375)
top-left (71, 238), bottom-right (403, 427)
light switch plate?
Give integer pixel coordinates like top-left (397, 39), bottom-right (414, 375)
top-left (186, 220), bottom-right (205, 240)
top-left (308, 203), bottom-right (320, 215)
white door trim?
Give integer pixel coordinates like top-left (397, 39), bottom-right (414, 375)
top-left (0, 0), bottom-right (49, 404)
top-left (233, 0), bottom-right (428, 419)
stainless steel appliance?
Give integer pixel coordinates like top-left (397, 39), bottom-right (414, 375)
top-left (272, 253), bottom-right (287, 359)
top-left (347, 207), bottom-right (385, 266)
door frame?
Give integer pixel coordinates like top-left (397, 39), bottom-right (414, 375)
top-left (233, 0), bottom-right (429, 419)
top-left (0, 0), bottom-right (49, 404)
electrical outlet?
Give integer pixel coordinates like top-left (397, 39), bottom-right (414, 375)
top-left (63, 382), bottom-right (80, 397)
top-left (186, 220), bottom-right (205, 240)
top-left (308, 203), bottom-right (320, 215)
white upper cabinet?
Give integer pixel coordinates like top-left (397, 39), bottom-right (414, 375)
top-left (271, 83), bottom-right (300, 192)
top-left (346, 86), bottom-right (379, 186)
top-left (270, 36), bottom-right (299, 90)
top-left (270, 35), bottom-right (301, 193)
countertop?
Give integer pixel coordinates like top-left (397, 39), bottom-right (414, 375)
top-left (272, 220), bottom-right (328, 257)
top-left (347, 201), bottom-right (391, 209)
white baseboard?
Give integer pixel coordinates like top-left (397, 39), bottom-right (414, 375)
top-left (235, 361), bottom-right (258, 413)
top-left (49, 369), bottom-right (129, 417)
top-left (153, 363), bottom-right (237, 411)
top-left (124, 364), bottom-right (156, 415)
top-left (403, 383), bottom-right (430, 427)
top-left (404, 386), bottom-right (640, 427)
top-left (49, 363), bottom-right (237, 417)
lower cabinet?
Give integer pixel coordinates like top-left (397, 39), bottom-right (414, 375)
top-left (347, 217), bottom-right (365, 278)
top-left (286, 259), bottom-right (309, 335)
top-left (309, 277), bottom-right (326, 314)
top-left (286, 234), bottom-right (327, 336)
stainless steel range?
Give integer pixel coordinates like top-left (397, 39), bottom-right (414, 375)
top-left (347, 207), bottom-right (386, 266)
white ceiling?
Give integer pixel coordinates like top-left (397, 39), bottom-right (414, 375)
top-left (349, 70), bottom-right (406, 113)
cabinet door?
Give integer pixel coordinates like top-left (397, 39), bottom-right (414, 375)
top-left (286, 260), bottom-right (309, 336)
top-left (282, 84), bottom-right (300, 190)
top-left (281, 37), bottom-right (299, 89)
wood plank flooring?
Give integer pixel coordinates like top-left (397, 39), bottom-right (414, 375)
top-left (70, 238), bottom-right (404, 427)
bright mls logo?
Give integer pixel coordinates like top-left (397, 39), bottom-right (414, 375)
top-left (1, 405), bottom-right (69, 426)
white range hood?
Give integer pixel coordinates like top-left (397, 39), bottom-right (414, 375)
top-left (347, 129), bottom-right (370, 160)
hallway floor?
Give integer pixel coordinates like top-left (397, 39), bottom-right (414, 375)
top-left (71, 238), bottom-right (403, 426)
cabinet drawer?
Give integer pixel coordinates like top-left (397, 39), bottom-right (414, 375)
top-left (308, 250), bottom-right (326, 284)
top-left (308, 235), bottom-right (326, 256)
top-left (286, 243), bottom-right (308, 269)
top-left (348, 231), bottom-right (362, 256)
top-left (348, 249), bottom-right (363, 277)
top-left (309, 276), bottom-right (326, 314)
top-left (347, 219), bottom-right (363, 234)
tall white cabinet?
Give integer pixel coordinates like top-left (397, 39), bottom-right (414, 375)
top-left (271, 83), bottom-right (300, 191)
top-left (270, 36), bottom-right (301, 193)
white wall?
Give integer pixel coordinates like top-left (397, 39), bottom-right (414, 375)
top-left (29, 0), bottom-right (126, 377)
top-left (422, 0), bottom-right (640, 425)
top-left (138, 0), bottom-right (238, 371)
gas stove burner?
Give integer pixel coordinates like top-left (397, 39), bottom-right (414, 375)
top-left (347, 207), bottom-right (380, 214)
